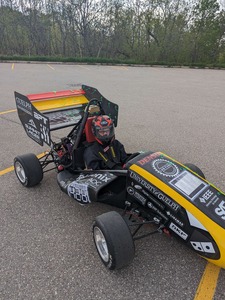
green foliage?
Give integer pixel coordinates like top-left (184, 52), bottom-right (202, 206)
top-left (0, 0), bottom-right (225, 66)
top-left (1, 55), bottom-right (225, 69)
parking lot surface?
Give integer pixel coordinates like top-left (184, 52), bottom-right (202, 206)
top-left (0, 62), bottom-right (225, 300)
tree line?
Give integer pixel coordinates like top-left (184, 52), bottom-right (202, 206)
top-left (0, 0), bottom-right (225, 65)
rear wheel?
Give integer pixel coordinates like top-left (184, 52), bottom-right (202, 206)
top-left (93, 211), bottom-right (135, 270)
top-left (14, 153), bottom-right (43, 187)
top-left (184, 163), bottom-right (205, 179)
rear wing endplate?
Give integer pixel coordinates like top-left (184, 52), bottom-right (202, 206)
top-left (15, 92), bottom-right (52, 146)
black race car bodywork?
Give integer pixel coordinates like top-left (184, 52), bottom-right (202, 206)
top-left (14, 85), bottom-right (225, 270)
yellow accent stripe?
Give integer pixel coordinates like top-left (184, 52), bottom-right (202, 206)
top-left (0, 153), bottom-right (46, 176)
top-left (98, 152), bottom-right (108, 162)
top-left (130, 164), bottom-right (225, 268)
top-left (32, 95), bottom-right (88, 111)
top-left (37, 152), bottom-right (46, 159)
top-left (0, 97), bottom-right (88, 115)
top-left (194, 263), bottom-right (220, 300)
top-left (110, 146), bottom-right (116, 158)
top-left (0, 166), bottom-right (14, 176)
top-left (0, 109), bottom-right (16, 115)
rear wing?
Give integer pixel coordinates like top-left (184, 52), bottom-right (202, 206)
top-left (15, 84), bottom-right (119, 147)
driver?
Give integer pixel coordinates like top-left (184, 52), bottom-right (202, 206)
top-left (83, 115), bottom-right (127, 170)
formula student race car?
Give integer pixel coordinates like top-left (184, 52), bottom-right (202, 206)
top-left (14, 85), bottom-right (225, 270)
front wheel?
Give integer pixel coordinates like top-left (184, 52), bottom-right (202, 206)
top-left (93, 211), bottom-right (135, 270)
top-left (14, 153), bottom-right (43, 187)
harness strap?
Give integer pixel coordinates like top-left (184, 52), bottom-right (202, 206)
top-left (98, 145), bottom-right (120, 169)
top-left (110, 146), bottom-right (116, 158)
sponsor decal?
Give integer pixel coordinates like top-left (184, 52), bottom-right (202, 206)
top-left (28, 119), bottom-right (37, 128)
top-left (24, 122), bottom-right (50, 146)
top-left (170, 170), bottom-right (208, 201)
top-left (133, 191), bottom-right (147, 206)
top-left (130, 180), bottom-right (165, 209)
top-left (190, 241), bottom-right (215, 254)
top-left (140, 187), bottom-right (150, 198)
top-left (127, 186), bottom-right (147, 205)
top-left (129, 172), bottom-right (153, 190)
top-left (25, 123), bottom-right (41, 143)
top-left (93, 173), bottom-right (112, 182)
top-left (76, 173), bottom-right (113, 190)
top-left (138, 152), bottom-right (161, 166)
top-left (206, 195), bottom-right (219, 207)
top-left (127, 186), bottom-right (134, 195)
top-left (16, 96), bottom-right (32, 116)
top-left (103, 146), bottom-right (110, 152)
top-left (129, 171), bottom-right (180, 211)
top-left (186, 211), bottom-right (207, 231)
top-left (191, 189), bottom-right (225, 228)
top-left (148, 193), bottom-right (165, 210)
top-left (215, 200), bottom-right (225, 220)
top-left (33, 111), bottom-right (48, 125)
top-left (67, 181), bottom-right (90, 204)
top-left (199, 189), bottom-right (214, 203)
top-left (147, 202), bottom-right (169, 221)
top-left (40, 124), bottom-right (50, 145)
top-left (166, 211), bottom-right (184, 227)
top-left (134, 184), bottom-right (142, 190)
top-left (48, 109), bottom-right (82, 128)
top-left (169, 222), bottom-right (188, 240)
top-left (196, 189), bottom-right (220, 208)
top-left (152, 159), bottom-right (179, 177)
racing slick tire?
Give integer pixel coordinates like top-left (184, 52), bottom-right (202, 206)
top-left (93, 211), bottom-right (135, 270)
top-left (184, 163), bottom-right (205, 179)
top-left (14, 153), bottom-right (43, 187)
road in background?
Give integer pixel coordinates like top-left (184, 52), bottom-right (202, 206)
top-left (0, 62), bottom-right (225, 300)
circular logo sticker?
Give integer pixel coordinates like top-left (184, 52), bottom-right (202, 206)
top-left (127, 186), bottom-right (134, 195)
top-left (152, 159), bottom-right (179, 177)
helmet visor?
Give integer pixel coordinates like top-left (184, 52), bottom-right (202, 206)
top-left (98, 128), bottom-right (111, 137)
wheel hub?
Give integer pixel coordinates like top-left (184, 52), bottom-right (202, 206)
top-left (15, 161), bottom-right (26, 183)
top-left (93, 227), bottom-right (109, 262)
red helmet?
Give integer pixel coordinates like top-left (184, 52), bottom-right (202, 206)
top-left (92, 115), bottom-right (115, 144)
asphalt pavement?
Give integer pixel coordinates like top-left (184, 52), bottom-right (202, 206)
top-left (0, 62), bottom-right (225, 300)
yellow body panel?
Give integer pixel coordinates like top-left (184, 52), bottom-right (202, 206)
top-left (32, 95), bottom-right (88, 112)
top-left (130, 163), bottom-right (225, 268)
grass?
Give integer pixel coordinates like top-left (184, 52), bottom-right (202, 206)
top-left (0, 55), bottom-right (225, 69)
